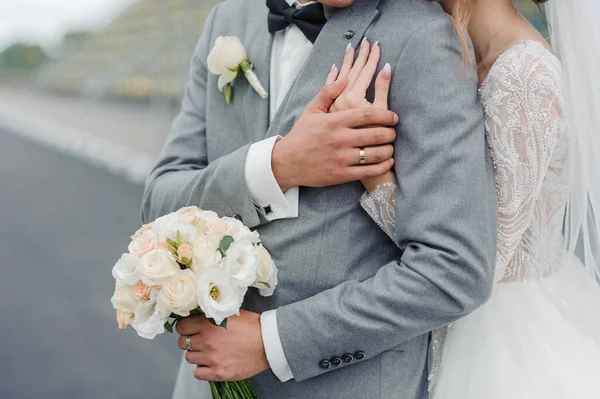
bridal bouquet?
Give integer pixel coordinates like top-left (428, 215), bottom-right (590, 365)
top-left (110, 206), bottom-right (277, 399)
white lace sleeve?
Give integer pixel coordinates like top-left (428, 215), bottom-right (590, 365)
top-left (360, 182), bottom-right (398, 245)
top-left (480, 43), bottom-right (566, 282)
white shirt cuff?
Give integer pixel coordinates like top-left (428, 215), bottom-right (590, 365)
top-left (260, 310), bottom-right (294, 382)
top-left (245, 136), bottom-right (299, 221)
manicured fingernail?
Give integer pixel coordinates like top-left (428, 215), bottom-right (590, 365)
top-left (361, 37), bottom-right (368, 46)
top-left (393, 113), bottom-right (399, 123)
top-left (372, 41), bottom-right (379, 51)
top-left (346, 42), bottom-right (352, 53)
top-left (382, 63), bottom-right (392, 80)
top-left (331, 64), bottom-right (337, 71)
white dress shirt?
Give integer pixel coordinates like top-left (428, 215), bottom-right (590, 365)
top-left (245, 0), bottom-right (318, 383)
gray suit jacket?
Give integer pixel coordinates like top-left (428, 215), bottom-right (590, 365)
top-left (142, 0), bottom-right (498, 397)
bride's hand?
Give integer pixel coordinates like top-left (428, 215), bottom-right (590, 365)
top-left (325, 39), bottom-right (397, 192)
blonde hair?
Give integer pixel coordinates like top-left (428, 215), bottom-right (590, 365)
top-left (451, 0), bottom-right (475, 67)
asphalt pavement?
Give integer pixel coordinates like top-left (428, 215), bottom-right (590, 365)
top-left (0, 130), bottom-right (181, 398)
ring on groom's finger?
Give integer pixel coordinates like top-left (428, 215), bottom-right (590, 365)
top-left (186, 335), bottom-right (194, 351)
top-left (359, 148), bottom-right (366, 165)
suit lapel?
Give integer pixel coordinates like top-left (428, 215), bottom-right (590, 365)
top-left (242, 4), bottom-right (273, 141)
top-left (265, 0), bottom-right (381, 139)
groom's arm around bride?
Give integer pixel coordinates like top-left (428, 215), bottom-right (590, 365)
top-left (143, 0), bottom-right (498, 398)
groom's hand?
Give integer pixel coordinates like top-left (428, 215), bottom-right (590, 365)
top-left (176, 310), bottom-right (269, 382)
top-left (272, 78), bottom-right (398, 192)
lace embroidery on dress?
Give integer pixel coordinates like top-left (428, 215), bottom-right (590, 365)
top-left (480, 41), bottom-right (567, 283)
top-left (360, 182), bottom-right (398, 245)
top-left (359, 40), bottom-right (567, 394)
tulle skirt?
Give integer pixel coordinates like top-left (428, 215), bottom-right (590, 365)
top-left (433, 257), bottom-right (600, 399)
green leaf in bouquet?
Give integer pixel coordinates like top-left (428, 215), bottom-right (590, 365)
top-left (166, 238), bottom-right (179, 257)
top-left (207, 317), bottom-right (228, 329)
top-left (164, 320), bottom-right (174, 334)
top-left (166, 237), bottom-right (178, 250)
top-left (179, 257), bottom-right (192, 267)
top-left (176, 230), bottom-right (186, 246)
top-left (258, 281), bottom-right (271, 289)
top-left (187, 308), bottom-right (204, 318)
top-left (218, 235), bottom-right (234, 257)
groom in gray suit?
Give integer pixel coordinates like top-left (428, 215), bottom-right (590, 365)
top-left (142, 0), bottom-right (497, 397)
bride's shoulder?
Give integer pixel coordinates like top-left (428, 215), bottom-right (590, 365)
top-left (480, 40), bottom-right (563, 99)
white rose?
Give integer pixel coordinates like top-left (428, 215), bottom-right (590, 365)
top-left (239, 230), bottom-right (260, 245)
top-left (157, 270), bottom-right (198, 317)
top-left (111, 285), bottom-right (139, 313)
top-left (191, 235), bottom-right (222, 272)
top-left (196, 265), bottom-right (246, 326)
top-left (112, 253), bottom-right (141, 288)
top-left (150, 214), bottom-right (176, 244)
top-left (223, 240), bottom-right (258, 287)
top-left (139, 249), bottom-right (180, 287)
top-left (207, 36), bottom-right (246, 91)
top-left (251, 245), bottom-right (278, 297)
top-left (164, 218), bottom-right (197, 244)
top-left (130, 291), bottom-right (170, 340)
top-left (128, 229), bottom-right (156, 258)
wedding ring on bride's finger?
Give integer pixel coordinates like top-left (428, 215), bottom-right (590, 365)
top-left (359, 147), bottom-right (366, 165)
top-left (186, 335), bottom-right (194, 351)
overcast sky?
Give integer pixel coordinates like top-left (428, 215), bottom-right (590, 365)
top-left (0, 0), bottom-right (138, 52)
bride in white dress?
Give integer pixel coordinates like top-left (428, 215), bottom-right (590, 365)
top-left (327, 0), bottom-right (600, 397)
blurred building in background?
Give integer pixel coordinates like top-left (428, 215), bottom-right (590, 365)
top-left (35, 0), bottom-right (221, 101)
top-left (2, 0), bottom-right (547, 102)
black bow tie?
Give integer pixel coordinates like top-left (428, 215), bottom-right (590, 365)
top-left (267, 0), bottom-right (327, 44)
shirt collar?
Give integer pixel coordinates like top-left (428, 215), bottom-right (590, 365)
top-left (286, 0), bottom-right (319, 8)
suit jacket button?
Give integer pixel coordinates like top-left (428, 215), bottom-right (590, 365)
top-left (331, 357), bottom-right (342, 367)
top-left (354, 351), bottom-right (366, 361)
top-left (319, 359), bottom-right (331, 370)
top-left (342, 354), bottom-right (354, 363)
top-left (344, 30), bottom-right (355, 39)
top-left (232, 214), bottom-right (243, 222)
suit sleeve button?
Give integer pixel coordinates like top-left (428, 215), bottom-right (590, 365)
top-left (331, 357), bottom-right (342, 367)
top-left (232, 214), bottom-right (243, 222)
top-left (319, 359), bottom-right (332, 370)
top-left (354, 351), bottom-right (366, 360)
top-left (342, 354), bottom-right (354, 363)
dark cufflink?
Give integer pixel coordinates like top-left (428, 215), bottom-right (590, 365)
top-left (264, 205), bottom-right (273, 215)
top-left (319, 359), bottom-right (332, 370)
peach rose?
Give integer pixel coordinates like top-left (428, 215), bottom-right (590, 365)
top-left (191, 235), bottom-right (222, 272)
top-left (111, 285), bottom-right (138, 314)
top-left (205, 217), bottom-right (242, 240)
top-left (116, 311), bottom-right (133, 329)
top-left (128, 230), bottom-right (156, 258)
top-left (177, 243), bottom-right (194, 263)
top-left (133, 281), bottom-right (153, 301)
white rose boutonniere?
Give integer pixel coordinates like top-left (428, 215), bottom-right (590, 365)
top-left (207, 36), bottom-right (268, 104)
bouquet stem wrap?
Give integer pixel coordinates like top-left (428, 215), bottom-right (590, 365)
top-left (210, 380), bottom-right (258, 399)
